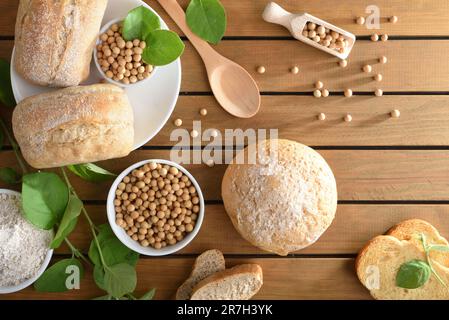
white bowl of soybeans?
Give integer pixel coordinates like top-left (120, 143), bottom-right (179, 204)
top-left (107, 159), bottom-right (205, 256)
top-left (94, 18), bottom-right (157, 88)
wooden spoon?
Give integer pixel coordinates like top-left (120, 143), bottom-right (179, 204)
top-left (157, 0), bottom-right (261, 118)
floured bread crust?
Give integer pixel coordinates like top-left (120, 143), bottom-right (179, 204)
top-left (12, 84), bottom-right (134, 169)
top-left (222, 139), bottom-right (338, 256)
top-left (14, 0), bottom-right (108, 87)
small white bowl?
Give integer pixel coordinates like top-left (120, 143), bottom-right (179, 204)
top-left (107, 159), bottom-right (205, 256)
top-left (0, 189), bottom-right (54, 294)
top-left (93, 18), bottom-right (157, 88)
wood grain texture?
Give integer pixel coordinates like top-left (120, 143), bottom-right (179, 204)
top-left (8, 149), bottom-right (449, 201)
top-left (6, 95), bottom-right (449, 146)
top-left (3, 40), bottom-right (449, 92)
top-left (1, 0), bottom-right (448, 301)
top-left (55, 204), bottom-right (449, 255)
top-left (1, 149), bottom-right (449, 201)
top-left (1, 1), bottom-right (449, 37)
top-left (1, 257), bottom-right (370, 300)
top-left (163, 95), bottom-right (449, 146)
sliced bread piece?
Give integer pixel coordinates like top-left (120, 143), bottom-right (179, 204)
top-left (176, 249), bottom-right (225, 300)
top-left (356, 235), bottom-right (449, 300)
top-left (387, 219), bottom-right (449, 267)
top-left (190, 264), bottom-right (263, 300)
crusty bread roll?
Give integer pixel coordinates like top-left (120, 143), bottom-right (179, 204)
top-left (14, 0), bottom-right (108, 87)
top-left (222, 139), bottom-right (337, 256)
top-left (12, 84), bottom-right (134, 169)
top-left (356, 219), bottom-right (449, 300)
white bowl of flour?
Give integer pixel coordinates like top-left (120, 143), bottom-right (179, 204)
top-left (0, 189), bottom-right (53, 294)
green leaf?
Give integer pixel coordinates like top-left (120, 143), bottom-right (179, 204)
top-left (123, 5), bottom-right (161, 41)
top-left (104, 263), bottom-right (137, 298)
top-left (22, 172), bottom-right (69, 230)
top-left (396, 259), bottom-right (431, 289)
top-left (67, 163), bottom-right (116, 183)
top-left (88, 224), bottom-right (139, 267)
top-left (0, 167), bottom-right (20, 184)
top-left (429, 245), bottom-right (449, 252)
top-left (0, 59), bottom-right (15, 107)
top-left (186, 0), bottom-right (226, 44)
top-left (50, 194), bottom-right (83, 249)
top-left (140, 288), bottom-right (156, 300)
top-left (93, 264), bottom-right (106, 290)
top-left (143, 30), bottom-right (185, 66)
top-left (34, 258), bottom-right (84, 292)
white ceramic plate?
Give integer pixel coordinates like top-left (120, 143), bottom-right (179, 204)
top-left (0, 189), bottom-right (53, 294)
top-left (10, 0), bottom-right (181, 149)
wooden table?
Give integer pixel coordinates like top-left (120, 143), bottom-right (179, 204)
top-left (2, 0), bottom-right (449, 300)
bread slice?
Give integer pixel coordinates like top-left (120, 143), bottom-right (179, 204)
top-left (356, 235), bottom-right (449, 300)
top-left (190, 264), bottom-right (263, 300)
top-left (176, 250), bottom-right (225, 300)
top-left (387, 219), bottom-right (449, 267)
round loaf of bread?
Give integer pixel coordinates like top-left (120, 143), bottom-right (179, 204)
top-left (222, 139), bottom-right (337, 256)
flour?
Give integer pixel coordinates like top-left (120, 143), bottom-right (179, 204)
top-left (0, 192), bottom-right (52, 287)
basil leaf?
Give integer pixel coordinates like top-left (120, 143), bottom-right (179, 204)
top-left (140, 288), bottom-right (156, 300)
top-left (0, 167), bottom-right (21, 184)
top-left (88, 224), bottom-right (139, 267)
top-left (67, 163), bottom-right (116, 183)
top-left (34, 258), bottom-right (84, 292)
top-left (0, 59), bottom-right (15, 107)
top-left (123, 5), bottom-right (160, 41)
top-left (50, 195), bottom-right (83, 249)
top-left (143, 30), bottom-right (185, 66)
top-left (396, 259), bottom-right (431, 289)
top-left (104, 263), bottom-right (137, 298)
top-left (429, 245), bottom-right (449, 252)
top-left (22, 172), bottom-right (69, 230)
top-left (186, 0), bottom-right (226, 44)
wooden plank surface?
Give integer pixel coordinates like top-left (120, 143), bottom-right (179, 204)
top-left (1, 0), bottom-right (449, 37)
top-left (1, 0), bottom-right (449, 301)
top-left (2, 149), bottom-right (449, 201)
top-left (164, 95), bottom-right (449, 146)
top-left (55, 204), bottom-right (449, 255)
top-left (6, 95), bottom-right (449, 147)
top-left (2, 40), bottom-right (449, 92)
top-left (1, 258), bottom-right (371, 300)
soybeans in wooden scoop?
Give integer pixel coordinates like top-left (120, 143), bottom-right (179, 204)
top-left (263, 2), bottom-right (356, 59)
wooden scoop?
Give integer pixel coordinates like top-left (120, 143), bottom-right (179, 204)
top-left (263, 2), bottom-right (356, 59)
top-left (157, 0), bottom-right (261, 118)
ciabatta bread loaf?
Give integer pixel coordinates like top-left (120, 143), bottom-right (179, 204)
top-left (356, 219), bottom-right (449, 300)
top-left (14, 0), bottom-right (108, 87)
top-left (12, 84), bottom-right (134, 169)
top-left (176, 249), bottom-right (226, 300)
top-left (191, 264), bottom-right (263, 300)
top-left (222, 139), bottom-right (337, 256)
